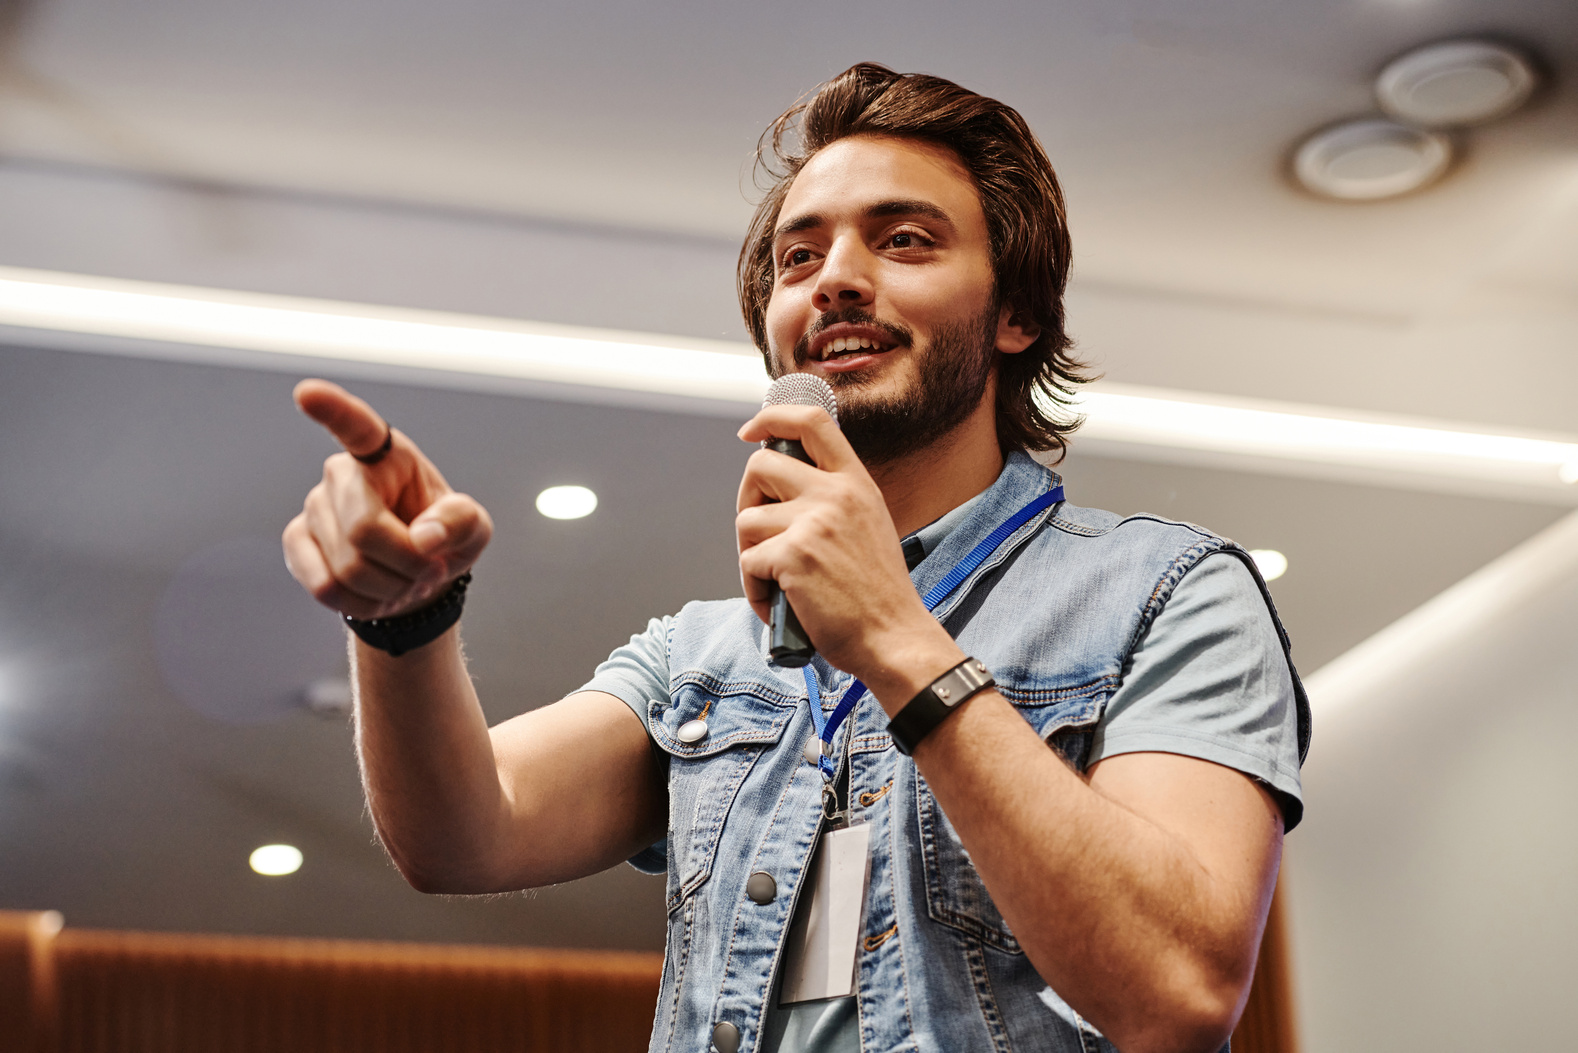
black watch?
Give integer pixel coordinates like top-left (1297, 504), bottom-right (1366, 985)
top-left (887, 658), bottom-right (995, 756)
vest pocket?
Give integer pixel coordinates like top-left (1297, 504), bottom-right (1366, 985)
top-left (650, 678), bottom-right (796, 912)
top-left (915, 688), bottom-right (1106, 951)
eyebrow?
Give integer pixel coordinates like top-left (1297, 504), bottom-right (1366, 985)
top-left (772, 198), bottom-right (956, 243)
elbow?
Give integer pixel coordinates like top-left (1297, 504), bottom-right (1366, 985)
top-left (399, 864), bottom-right (462, 896)
top-left (1111, 966), bottom-right (1250, 1053)
top-left (1162, 991), bottom-right (1243, 1053)
top-left (391, 854), bottom-right (505, 896)
top-left (386, 847), bottom-right (464, 895)
top-left (376, 829), bottom-right (498, 896)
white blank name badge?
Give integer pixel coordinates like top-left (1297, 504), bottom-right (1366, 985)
top-left (779, 822), bottom-right (873, 1005)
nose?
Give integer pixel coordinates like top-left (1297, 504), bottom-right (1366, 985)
top-left (811, 236), bottom-right (875, 314)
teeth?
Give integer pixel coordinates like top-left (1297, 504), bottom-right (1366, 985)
top-left (823, 336), bottom-right (880, 358)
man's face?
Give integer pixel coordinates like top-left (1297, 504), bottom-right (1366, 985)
top-left (764, 134), bottom-right (1015, 465)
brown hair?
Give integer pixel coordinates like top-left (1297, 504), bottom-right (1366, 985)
top-left (738, 62), bottom-right (1092, 458)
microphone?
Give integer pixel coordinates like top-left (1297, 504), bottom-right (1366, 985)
top-left (760, 373), bottom-right (839, 668)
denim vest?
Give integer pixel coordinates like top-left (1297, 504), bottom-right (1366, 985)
top-left (639, 452), bottom-right (1310, 1053)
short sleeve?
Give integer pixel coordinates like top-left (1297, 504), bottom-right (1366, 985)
top-left (1089, 553), bottom-right (1305, 829)
top-left (578, 615), bottom-right (673, 733)
top-left (578, 616), bottom-right (673, 873)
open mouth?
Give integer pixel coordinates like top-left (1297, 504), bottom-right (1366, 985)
top-left (812, 328), bottom-right (900, 363)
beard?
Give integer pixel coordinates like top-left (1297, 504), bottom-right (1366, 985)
top-left (770, 303), bottom-right (999, 468)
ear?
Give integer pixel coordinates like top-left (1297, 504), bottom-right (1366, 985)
top-left (994, 303), bottom-right (1040, 355)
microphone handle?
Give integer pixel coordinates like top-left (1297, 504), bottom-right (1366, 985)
top-left (763, 436), bottom-right (816, 668)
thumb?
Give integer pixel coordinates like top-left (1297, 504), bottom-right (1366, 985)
top-left (409, 492), bottom-right (493, 564)
top-left (294, 378), bottom-right (390, 461)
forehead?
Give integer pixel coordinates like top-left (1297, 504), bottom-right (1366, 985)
top-left (777, 134), bottom-right (985, 234)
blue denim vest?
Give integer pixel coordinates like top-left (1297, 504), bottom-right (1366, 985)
top-left (638, 452), bottom-right (1310, 1053)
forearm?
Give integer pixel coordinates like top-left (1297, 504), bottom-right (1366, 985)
top-left (918, 695), bottom-right (1271, 1052)
top-left (351, 628), bottom-right (514, 893)
top-left (862, 635), bottom-right (1275, 1053)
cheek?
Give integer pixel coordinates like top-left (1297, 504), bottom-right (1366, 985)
top-left (763, 293), bottom-right (800, 355)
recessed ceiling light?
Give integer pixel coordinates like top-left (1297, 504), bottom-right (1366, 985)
top-left (1377, 40), bottom-right (1537, 128)
top-left (1249, 549), bottom-right (1289, 582)
top-left (1559, 462), bottom-right (1578, 485)
top-left (1293, 118), bottom-right (1451, 201)
top-left (249, 843), bottom-right (303, 876)
top-left (536, 485), bottom-right (598, 520)
top-left (302, 677), bottom-right (353, 716)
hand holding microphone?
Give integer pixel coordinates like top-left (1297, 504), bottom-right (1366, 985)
top-left (756, 375), bottom-right (840, 666)
top-left (738, 373), bottom-right (947, 682)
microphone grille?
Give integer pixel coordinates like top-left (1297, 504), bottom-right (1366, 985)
top-left (762, 373), bottom-right (839, 423)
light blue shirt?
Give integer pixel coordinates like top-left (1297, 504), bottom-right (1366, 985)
top-left (583, 484), bottom-right (1300, 1053)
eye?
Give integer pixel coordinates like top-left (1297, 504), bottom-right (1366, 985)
top-left (883, 227), bottom-right (932, 251)
top-left (778, 245), bottom-right (815, 270)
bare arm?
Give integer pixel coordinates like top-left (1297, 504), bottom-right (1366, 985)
top-left (911, 703), bottom-right (1280, 1053)
top-left (351, 632), bottom-right (664, 893)
top-left (283, 379), bottom-right (664, 894)
top-left (735, 405), bottom-right (1282, 1053)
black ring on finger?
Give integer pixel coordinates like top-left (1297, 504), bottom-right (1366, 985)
top-left (353, 424), bottom-right (394, 466)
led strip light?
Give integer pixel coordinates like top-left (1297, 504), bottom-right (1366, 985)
top-left (2, 265), bottom-right (1575, 499)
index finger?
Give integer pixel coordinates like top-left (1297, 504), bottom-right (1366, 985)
top-left (737, 405), bottom-right (860, 474)
top-left (294, 379), bottom-right (390, 460)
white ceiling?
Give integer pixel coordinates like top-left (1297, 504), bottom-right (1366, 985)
top-left (3, 0), bottom-right (1575, 432)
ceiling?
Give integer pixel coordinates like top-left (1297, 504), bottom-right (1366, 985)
top-left (0, 0), bottom-right (1574, 1045)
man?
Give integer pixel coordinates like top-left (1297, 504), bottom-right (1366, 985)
top-left (283, 63), bottom-right (1308, 1053)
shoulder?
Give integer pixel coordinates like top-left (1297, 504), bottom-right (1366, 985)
top-left (1049, 500), bottom-right (1226, 552)
top-left (1028, 499), bottom-right (1242, 616)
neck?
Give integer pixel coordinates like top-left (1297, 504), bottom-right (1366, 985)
top-left (867, 394), bottom-right (1005, 539)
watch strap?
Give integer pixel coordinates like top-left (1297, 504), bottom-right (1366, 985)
top-left (888, 657), bottom-right (995, 756)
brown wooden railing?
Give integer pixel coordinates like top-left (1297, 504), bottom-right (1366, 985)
top-left (2, 891), bottom-right (1296, 1052)
top-left (0, 913), bottom-right (662, 1053)
top-left (1232, 878), bottom-right (1301, 1053)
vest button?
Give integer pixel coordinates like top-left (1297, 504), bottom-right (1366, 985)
top-left (745, 871), bottom-right (777, 905)
top-left (803, 737), bottom-right (821, 766)
top-left (712, 1021), bottom-right (741, 1053)
top-left (676, 719), bottom-right (708, 745)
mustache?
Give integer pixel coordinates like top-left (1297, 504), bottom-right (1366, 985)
top-left (790, 308), bottom-right (913, 370)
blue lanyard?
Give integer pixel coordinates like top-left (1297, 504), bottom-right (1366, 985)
top-left (800, 483), bottom-right (1064, 780)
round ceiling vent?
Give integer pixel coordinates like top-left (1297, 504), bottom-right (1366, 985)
top-left (1293, 118), bottom-right (1452, 201)
top-left (1377, 40), bottom-right (1537, 128)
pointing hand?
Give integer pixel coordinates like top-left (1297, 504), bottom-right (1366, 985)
top-left (282, 379), bottom-right (494, 621)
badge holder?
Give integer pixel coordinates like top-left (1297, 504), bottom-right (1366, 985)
top-left (779, 717), bottom-right (870, 1006)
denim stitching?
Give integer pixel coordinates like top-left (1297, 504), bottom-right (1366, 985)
top-left (668, 747), bottom-right (763, 910)
top-left (916, 776), bottom-right (1022, 953)
top-left (997, 677), bottom-right (1118, 704)
top-left (1071, 1006), bottom-right (1103, 1053)
top-left (671, 673), bottom-right (802, 707)
top-left (964, 938), bottom-right (1015, 1053)
top-left (884, 782), bottom-right (921, 1053)
top-left (659, 897), bottom-right (692, 1053)
top-left (1128, 536), bottom-right (1226, 657)
top-left (655, 725), bottom-right (787, 755)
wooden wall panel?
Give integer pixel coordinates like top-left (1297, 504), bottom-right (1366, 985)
top-left (0, 911), bottom-right (60, 1053)
top-left (3, 897), bottom-right (1298, 1053)
top-left (50, 929), bottom-right (662, 1053)
top-left (0, 916), bottom-right (660, 1053)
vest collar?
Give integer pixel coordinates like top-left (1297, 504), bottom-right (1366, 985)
top-left (906, 450), bottom-right (1062, 623)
